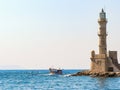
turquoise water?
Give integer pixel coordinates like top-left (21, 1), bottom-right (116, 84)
top-left (0, 70), bottom-right (120, 90)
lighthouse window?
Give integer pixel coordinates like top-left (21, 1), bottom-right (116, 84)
top-left (100, 13), bottom-right (105, 19)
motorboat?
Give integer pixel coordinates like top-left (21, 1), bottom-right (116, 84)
top-left (49, 68), bottom-right (62, 74)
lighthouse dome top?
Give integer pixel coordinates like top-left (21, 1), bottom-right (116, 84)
top-left (102, 8), bottom-right (105, 13)
top-left (99, 8), bottom-right (106, 19)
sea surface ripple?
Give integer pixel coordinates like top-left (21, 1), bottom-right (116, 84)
top-left (0, 70), bottom-right (120, 90)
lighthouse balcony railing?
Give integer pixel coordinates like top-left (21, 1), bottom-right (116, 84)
top-left (97, 32), bottom-right (108, 36)
top-left (98, 18), bottom-right (107, 22)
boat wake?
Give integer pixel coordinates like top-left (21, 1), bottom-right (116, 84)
top-left (63, 74), bottom-right (71, 77)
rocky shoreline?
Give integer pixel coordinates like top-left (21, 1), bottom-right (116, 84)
top-left (71, 70), bottom-right (120, 77)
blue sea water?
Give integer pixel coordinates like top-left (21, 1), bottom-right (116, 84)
top-left (0, 70), bottom-right (120, 90)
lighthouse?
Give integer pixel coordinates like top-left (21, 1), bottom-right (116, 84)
top-left (90, 9), bottom-right (120, 73)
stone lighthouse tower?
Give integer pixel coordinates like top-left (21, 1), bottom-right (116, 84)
top-left (90, 9), bottom-right (120, 73)
top-left (98, 9), bottom-right (107, 54)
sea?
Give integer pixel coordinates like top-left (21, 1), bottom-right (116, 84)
top-left (0, 70), bottom-right (120, 90)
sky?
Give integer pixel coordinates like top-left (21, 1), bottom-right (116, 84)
top-left (0, 0), bottom-right (120, 69)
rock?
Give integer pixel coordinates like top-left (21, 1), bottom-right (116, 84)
top-left (116, 72), bottom-right (120, 76)
top-left (71, 70), bottom-right (120, 77)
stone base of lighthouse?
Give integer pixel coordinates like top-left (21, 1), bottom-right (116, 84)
top-left (90, 51), bottom-right (120, 73)
top-left (71, 51), bottom-right (120, 77)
